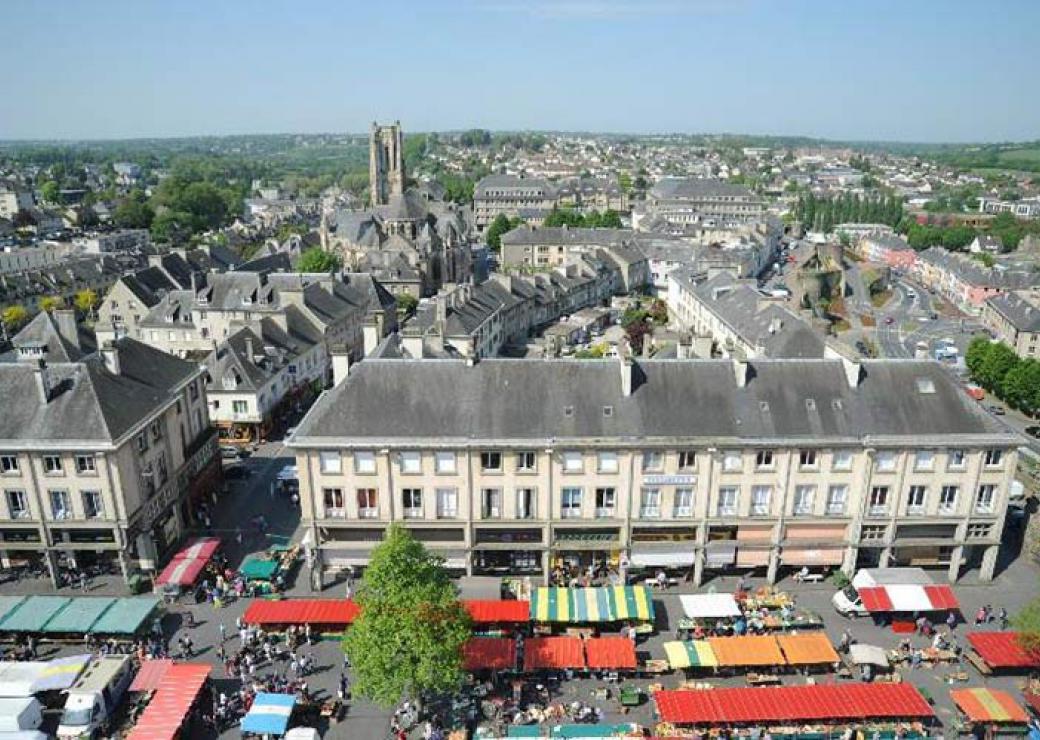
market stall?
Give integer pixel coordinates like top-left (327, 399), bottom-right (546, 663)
top-left (950, 688), bottom-right (1029, 737)
top-left (848, 643), bottom-right (892, 681)
top-left (707, 635), bottom-right (786, 668)
top-left (241, 692), bottom-right (297, 737)
top-left (0, 654), bottom-right (92, 696)
top-left (0, 595), bottom-right (70, 633)
top-left (0, 596), bottom-right (26, 625)
top-left (155, 537), bottom-right (222, 592)
top-left (584, 637), bottom-right (637, 671)
top-left (89, 597), bottom-right (162, 637)
top-left (40, 597), bottom-right (115, 635)
top-left (524, 637), bottom-right (586, 672)
top-left (966, 632), bottom-right (1040, 673)
top-left (465, 600), bottom-right (531, 630)
top-left (775, 633), bottom-right (840, 669)
top-left (243, 599), bottom-right (359, 631)
top-left (529, 587), bottom-right (654, 624)
top-left (127, 662), bottom-right (211, 740)
top-left (662, 641), bottom-right (719, 671)
top-left (463, 638), bottom-right (517, 672)
top-left (653, 683), bottom-right (934, 728)
top-left (679, 594), bottom-right (742, 620)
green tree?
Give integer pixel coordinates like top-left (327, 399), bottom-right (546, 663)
top-left (977, 342), bottom-right (1018, 393)
top-left (113, 192), bottom-right (155, 229)
top-left (1, 305), bottom-right (29, 334)
top-left (40, 181), bottom-right (61, 204)
top-left (485, 214), bottom-right (520, 250)
top-left (342, 524), bottom-right (471, 708)
top-left (618, 172), bottom-right (633, 194)
top-left (39, 296), bottom-right (64, 313)
top-left (965, 336), bottom-right (992, 378)
top-left (73, 289), bottom-right (99, 319)
top-left (1012, 597), bottom-right (1040, 653)
top-left (598, 210), bottom-right (623, 228)
top-left (296, 248), bottom-right (342, 273)
top-left (1002, 359), bottom-right (1040, 416)
top-left (397, 293), bottom-right (418, 317)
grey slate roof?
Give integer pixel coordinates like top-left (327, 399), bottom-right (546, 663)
top-left (293, 358), bottom-right (1009, 444)
top-left (0, 337), bottom-right (198, 445)
top-left (650, 178), bottom-right (753, 200)
top-left (985, 291), bottom-right (1040, 332)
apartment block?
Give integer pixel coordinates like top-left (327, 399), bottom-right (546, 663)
top-left (289, 357), bottom-right (1017, 590)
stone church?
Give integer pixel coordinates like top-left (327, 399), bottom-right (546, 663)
top-left (320, 121), bottom-right (473, 298)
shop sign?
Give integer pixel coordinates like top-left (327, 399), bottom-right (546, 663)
top-left (642, 474), bottom-right (696, 486)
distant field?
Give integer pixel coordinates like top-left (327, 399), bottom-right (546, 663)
top-left (1000, 148), bottom-right (1040, 163)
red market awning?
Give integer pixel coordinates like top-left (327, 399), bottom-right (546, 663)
top-left (127, 663), bottom-right (211, 740)
top-left (463, 638), bottom-right (516, 671)
top-left (654, 684), bottom-right (934, 725)
top-left (176, 537), bottom-right (221, 562)
top-left (585, 637), bottom-right (637, 670)
top-left (130, 659), bottom-right (174, 692)
top-left (967, 632), bottom-right (1040, 669)
top-left (857, 587), bottom-right (894, 612)
top-left (155, 537), bottom-right (221, 587)
top-left (464, 600), bottom-right (530, 623)
top-left (524, 637), bottom-right (586, 671)
top-left (951, 688), bottom-right (1029, 724)
top-left (243, 599), bottom-right (360, 627)
top-left (923, 585), bottom-right (960, 611)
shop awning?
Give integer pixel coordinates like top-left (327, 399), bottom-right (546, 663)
top-left (176, 537), bottom-right (221, 561)
top-left (654, 683), bottom-right (934, 725)
top-left (736, 549), bottom-right (771, 568)
top-left (155, 537), bottom-right (221, 587)
top-left (464, 600), bottom-right (531, 623)
top-left (463, 638), bottom-right (516, 671)
top-left (0, 595), bottom-right (70, 632)
top-left (90, 597), bottom-right (160, 635)
top-left (951, 688), bottom-right (1028, 724)
top-left (679, 594), bottom-right (741, 620)
top-left (705, 541), bottom-right (736, 567)
top-left (551, 724), bottom-right (641, 738)
top-left (663, 641), bottom-right (718, 669)
top-left (858, 584), bottom-right (959, 613)
top-left (776, 633), bottom-right (840, 665)
top-left (781, 546), bottom-right (844, 566)
top-left (707, 635), bottom-right (785, 667)
top-left (848, 644), bottom-right (890, 668)
top-left (131, 659), bottom-right (174, 692)
top-left (0, 596), bottom-right (26, 625)
top-left (524, 637), bottom-right (586, 671)
top-left (128, 663), bottom-right (211, 740)
top-left (967, 632), bottom-right (1040, 669)
top-left (240, 692), bottom-right (297, 736)
top-left (244, 599), bottom-right (360, 627)
top-left (40, 597), bottom-right (115, 634)
top-left (529, 587), bottom-right (654, 623)
top-left (584, 637), bottom-right (637, 670)
top-left (629, 550), bottom-right (696, 567)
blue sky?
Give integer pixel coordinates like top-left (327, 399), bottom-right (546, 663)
top-left (3, 0), bottom-right (1037, 142)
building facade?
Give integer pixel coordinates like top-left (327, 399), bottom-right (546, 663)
top-left (290, 357), bottom-right (1016, 590)
top-left (473, 175), bottom-right (556, 231)
top-left (981, 290), bottom-right (1040, 358)
top-left (0, 323), bottom-right (220, 587)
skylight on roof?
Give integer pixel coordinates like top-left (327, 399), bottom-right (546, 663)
top-left (916, 377), bottom-right (936, 394)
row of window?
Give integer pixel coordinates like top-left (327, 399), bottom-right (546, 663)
top-left (318, 447), bottom-right (1005, 477)
top-left (5, 489), bottom-right (104, 520)
top-left (2, 455), bottom-right (97, 476)
top-left (318, 482), bottom-right (1000, 521)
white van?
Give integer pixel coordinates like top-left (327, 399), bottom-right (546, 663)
top-left (0, 697), bottom-right (44, 731)
top-left (57, 655), bottom-right (135, 739)
top-left (832, 567), bottom-right (933, 617)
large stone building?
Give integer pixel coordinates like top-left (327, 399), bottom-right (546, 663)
top-left (644, 178), bottom-right (767, 225)
top-left (473, 174), bottom-right (556, 231)
top-left (0, 313), bottom-right (220, 586)
top-left (289, 357), bottom-right (1017, 589)
top-left (369, 121), bottom-right (405, 207)
top-left (981, 290), bottom-right (1040, 358)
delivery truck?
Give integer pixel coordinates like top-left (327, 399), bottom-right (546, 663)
top-left (57, 655), bottom-right (134, 739)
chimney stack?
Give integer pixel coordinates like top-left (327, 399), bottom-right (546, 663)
top-left (101, 342), bottom-right (121, 375)
top-left (33, 359), bottom-right (51, 403)
top-left (331, 347), bottom-right (351, 387)
top-left (841, 356), bottom-right (863, 388)
top-left (620, 356), bottom-right (634, 397)
top-left (245, 336), bottom-right (255, 364)
top-left (54, 309), bottom-right (79, 350)
top-left (733, 359), bottom-right (749, 388)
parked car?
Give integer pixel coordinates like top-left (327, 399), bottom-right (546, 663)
top-left (987, 405), bottom-right (1006, 416)
top-left (1025, 426), bottom-right (1040, 439)
top-left (220, 446), bottom-right (240, 460)
top-left (884, 317), bottom-right (895, 325)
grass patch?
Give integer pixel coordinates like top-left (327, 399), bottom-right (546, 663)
top-left (870, 289), bottom-right (893, 308)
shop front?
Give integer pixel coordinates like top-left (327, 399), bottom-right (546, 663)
top-left (550, 527), bottom-right (621, 584)
top-left (891, 524), bottom-right (961, 569)
top-left (628, 526), bottom-right (698, 576)
top-left (780, 523), bottom-right (848, 575)
top-left (473, 527), bottom-right (545, 576)
top-left (49, 527), bottom-right (120, 576)
top-left (0, 526), bottom-right (46, 574)
top-left (736, 524), bottom-right (775, 570)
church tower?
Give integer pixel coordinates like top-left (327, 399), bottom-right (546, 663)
top-left (369, 121), bottom-right (405, 206)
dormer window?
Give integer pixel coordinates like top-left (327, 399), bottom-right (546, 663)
top-left (222, 372), bottom-right (239, 390)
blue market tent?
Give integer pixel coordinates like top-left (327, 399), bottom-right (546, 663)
top-left (241, 692), bottom-right (296, 736)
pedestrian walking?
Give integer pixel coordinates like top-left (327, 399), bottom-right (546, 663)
top-left (999, 608), bottom-right (1009, 629)
top-left (219, 623), bottom-right (226, 643)
top-left (974, 607), bottom-right (987, 626)
top-left (946, 611), bottom-right (957, 630)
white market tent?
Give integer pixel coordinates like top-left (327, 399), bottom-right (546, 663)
top-left (679, 594), bottom-right (743, 620)
top-left (849, 644), bottom-right (890, 668)
top-left (884, 584), bottom-right (935, 613)
top-left (285, 729), bottom-right (320, 740)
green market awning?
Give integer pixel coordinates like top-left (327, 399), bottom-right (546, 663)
top-left (0, 596), bottom-right (71, 632)
top-left (0, 596), bottom-right (27, 625)
top-left (530, 586), bottom-right (654, 623)
top-left (664, 640), bottom-right (719, 669)
top-left (240, 558), bottom-right (279, 580)
top-left (90, 597), bottom-right (160, 635)
top-left (41, 597), bottom-right (116, 633)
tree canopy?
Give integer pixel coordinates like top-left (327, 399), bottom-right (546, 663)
top-left (73, 289), bottom-right (99, 316)
top-left (38, 296), bottom-right (64, 313)
top-left (1, 305), bottom-right (29, 332)
top-left (342, 525), bottom-right (471, 708)
top-left (966, 336), bottom-right (1040, 416)
top-left (542, 208), bottom-right (623, 229)
top-left (485, 214), bottom-right (521, 251)
top-left (1013, 597), bottom-right (1040, 653)
top-left (296, 248), bottom-right (342, 273)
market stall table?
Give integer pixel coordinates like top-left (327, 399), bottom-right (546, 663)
top-left (241, 692), bottom-right (297, 737)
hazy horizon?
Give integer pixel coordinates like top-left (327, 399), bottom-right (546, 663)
top-left (4, 0), bottom-right (1038, 143)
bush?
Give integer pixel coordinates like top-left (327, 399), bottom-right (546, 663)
top-left (830, 570), bottom-right (851, 589)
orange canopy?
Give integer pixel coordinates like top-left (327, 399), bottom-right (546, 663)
top-left (951, 688), bottom-right (1029, 724)
top-left (708, 635), bottom-right (785, 667)
top-left (776, 633), bottom-right (840, 665)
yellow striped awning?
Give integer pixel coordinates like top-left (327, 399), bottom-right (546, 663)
top-left (664, 640), bottom-right (718, 669)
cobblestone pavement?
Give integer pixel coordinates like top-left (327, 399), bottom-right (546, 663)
top-left (3, 436), bottom-right (1039, 738)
